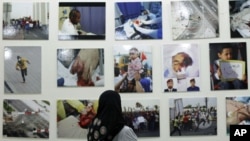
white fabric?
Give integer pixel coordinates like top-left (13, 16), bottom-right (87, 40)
top-left (61, 18), bottom-right (78, 35)
top-left (113, 126), bottom-right (137, 141)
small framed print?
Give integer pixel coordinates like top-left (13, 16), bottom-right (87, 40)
top-left (57, 48), bottom-right (104, 87)
top-left (3, 99), bottom-right (50, 138)
top-left (4, 46), bottom-right (41, 94)
top-left (115, 1), bottom-right (162, 40)
top-left (2, 2), bottom-right (49, 40)
top-left (58, 2), bottom-right (105, 40)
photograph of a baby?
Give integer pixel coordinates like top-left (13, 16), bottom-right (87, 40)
top-left (162, 44), bottom-right (200, 92)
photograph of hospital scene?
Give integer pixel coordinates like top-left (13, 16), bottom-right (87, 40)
top-left (171, 0), bottom-right (219, 40)
top-left (169, 97), bottom-right (217, 136)
top-left (226, 96), bottom-right (250, 134)
top-left (4, 46), bottom-right (41, 94)
top-left (115, 1), bottom-right (162, 40)
top-left (58, 2), bottom-right (105, 40)
top-left (2, 2), bottom-right (49, 40)
top-left (229, 0), bottom-right (250, 38)
top-left (3, 99), bottom-right (50, 138)
top-left (57, 48), bottom-right (104, 87)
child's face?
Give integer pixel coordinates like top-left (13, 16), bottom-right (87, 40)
top-left (129, 51), bottom-right (138, 60)
top-left (218, 48), bottom-right (232, 60)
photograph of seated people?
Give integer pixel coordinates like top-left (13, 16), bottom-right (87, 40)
top-left (114, 45), bottom-right (152, 93)
top-left (2, 2), bottom-right (49, 40)
top-left (57, 49), bottom-right (104, 87)
top-left (58, 2), bottom-right (105, 40)
top-left (229, 0), bottom-right (250, 38)
top-left (163, 44), bottom-right (200, 92)
top-left (209, 42), bottom-right (248, 90)
top-left (115, 1), bottom-right (162, 40)
top-left (164, 79), bottom-right (177, 92)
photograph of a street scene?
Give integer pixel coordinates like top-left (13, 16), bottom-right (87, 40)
top-left (2, 2), bottom-right (49, 40)
top-left (3, 100), bottom-right (50, 138)
top-left (4, 46), bottom-right (41, 94)
top-left (171, 0), bottom-right (219, 40)
top-left (169, 97), bottom-right (217, 136)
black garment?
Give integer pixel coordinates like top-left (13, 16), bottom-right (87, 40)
top-left (20, 68), bottom-right (27, 82)
top-left (87, 90), bottom-right (125, 141)
top-left (164, 88), bottom-right (177, 92)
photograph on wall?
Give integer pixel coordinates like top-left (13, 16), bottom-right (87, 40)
top-left (57, 99), bottom-right (160, 139)
top-left (57, 100), bottom-right (98, 139)
top-left (229, 0), bottom-right (250, 38)
top-left (115, 1), bottom-right (162, 40)
top-left (171, 0), bottom-right (219, 40)
top-left (169, 97), bottom-right (217, 136)
top-left (209, 42), bottom-right (248, 90)
top-left (226, 96), bottom-right (250, 135)
top-left (3, 99), bottom-right (50, 138)
top-left (162, 44), bottom-right (200, 92)
top-left (122, 99), bottom-right (160, 137)
top-left (4, 46), bottom-right (41, 94)
top-left (58, 2), bottom-right (105, 40)
top-left (2, 2), bottom-right (49, 40)
top-left (57, 48), bottom-right (104, 87)
top-left (114, 45), bottom-right (152, 93)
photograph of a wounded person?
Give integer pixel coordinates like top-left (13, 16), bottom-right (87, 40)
top-left (58, 2), bottom-right (105, 40)
top-left (171, 0), bottom-right (219, 40)
top-left (115, 1), bottom-right (162, 40)
top-left (2, 2), bottom-right (49, 40)
top-left (229, 0), bottom-right (250, 38)
top-left (57, 49), bottom-right (104, 87)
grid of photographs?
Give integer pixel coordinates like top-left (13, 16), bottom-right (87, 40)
top-left (1, 0), bottom-right (250, 140)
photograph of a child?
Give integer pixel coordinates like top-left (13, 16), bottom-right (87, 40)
top-left (114, 45), bottom-right (152, 93)
top-left (162, 44), bottom-right (200, 92)
top-left (58, 2), bottom-right (105, 40)
top-left (3, 99), bottom-right (50, 138)
top-left (57, 49), bottom-right (104, 87)
top-left (115, 1), bottom-right (162, 40)
top-left (169, 97), bottom-right (217, 136)
top-left (229, 0), bottom-right (250, 38)
top-left (4, 46), bottom-right (41, 94)
top-left (226, 96), bottom-right (250, 134)
top-left (2, 2), bottom-right (49, 40)
top-left (209, 42), bottom-right (248, 90)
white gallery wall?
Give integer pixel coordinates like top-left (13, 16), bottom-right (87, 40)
top-left (0, 0), bottom-right (249, 141)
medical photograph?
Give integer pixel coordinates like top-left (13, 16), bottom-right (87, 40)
top-left (115, 1), bottom-right (162, 40)
top-left (114, 45), bottom-right (152, 93)
top-left (209, 42), bottom-right (248, 90)
top-left (171, 0), bottom-right (219, 40)
top-left (169, 97), bottom-right (217, 136)
top-left (3, 99), bottom-right (50, 138)
top-left (4, 46), bottom-right (41, 94)
top-left (57, 48), bottom-right (104, 87)
top-left (57, 100), bottom-right (98, 139)
top-left (226, 96), bottom-right (250, 135)
top-left (2, 2), bottom-right (49, 40)
top-left (162, 44), bottom-right (200, 92)
top-left (229, 0), bottom-right (250, 38)
top-left (58, 2), bottom-right (105, 40)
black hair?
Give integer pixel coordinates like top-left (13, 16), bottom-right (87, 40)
top-left (190, 78), bottom-right (195, 82)
top-left (69, 8), bottom-right (80, 19)
top-left (167, 79), bottom-right (173, 83)
top-left (114, 67), bottom-right (120, 77)
top-left (217, 43), bottom-right (233, 54)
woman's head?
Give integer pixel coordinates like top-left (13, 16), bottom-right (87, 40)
top-left (87, 90), bottom-right (125, 141)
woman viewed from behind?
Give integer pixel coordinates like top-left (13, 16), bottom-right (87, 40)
top-left (87, 90), bottom-right (137, 141)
